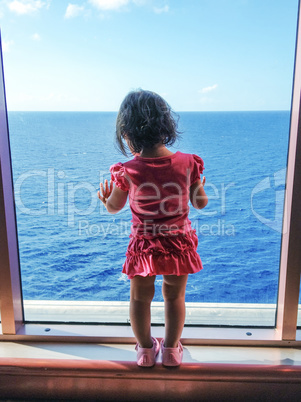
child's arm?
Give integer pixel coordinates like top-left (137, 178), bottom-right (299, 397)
top-left (98, 179), bottom-right (128, 214)
top-left (190, 176), bottom-right (208, 209)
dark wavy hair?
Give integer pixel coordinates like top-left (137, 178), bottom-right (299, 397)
top-left (116, 89), bottom-right (180, 156)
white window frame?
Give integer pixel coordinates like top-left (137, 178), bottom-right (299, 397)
top-left (1, 3), bottom-right (301, 344)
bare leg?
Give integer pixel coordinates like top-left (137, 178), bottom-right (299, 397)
top-left (130, 275), bottom-right (156, 348)
top-left (162, 275), bottom-right (188, 348)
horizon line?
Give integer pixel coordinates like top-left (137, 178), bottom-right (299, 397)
top-left (7, 109), bottom-right (290, 113)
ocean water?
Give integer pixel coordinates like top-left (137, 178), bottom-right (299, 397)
top-left (8, 111), bottom-right (290, 303)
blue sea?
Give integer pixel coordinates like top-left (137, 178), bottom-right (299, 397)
top-left (8, 111), bottom-right (289, 304)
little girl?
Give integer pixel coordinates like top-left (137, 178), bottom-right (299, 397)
top-left (98, 90), bottom-right (208, 367)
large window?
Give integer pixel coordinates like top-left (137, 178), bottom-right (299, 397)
top-left (1, 1), bottom-right (301, 340)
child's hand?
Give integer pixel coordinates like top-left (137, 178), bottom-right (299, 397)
top-left (97, 179), bottom-right (113, 206)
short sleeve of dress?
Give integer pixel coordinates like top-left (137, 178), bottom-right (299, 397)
top-left (110, 162), bottom-right (130, 192)
top-left (191, 154), bottom-right (205, 185)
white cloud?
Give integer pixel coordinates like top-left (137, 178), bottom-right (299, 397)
top-left (153, 5), bottom-right (169, 14)
top-left (2, 39), bottom-right (14, 52)
top-left (65, 3), bottom-right (85, 19)
top-left (199, 84), bottom-right (218, 94)
top-left (88, 0), bottom-right (129, 10)
top-left (31, 32), bottom-right (41, 40)
top-left (7, 0), bottom-right (47, 15)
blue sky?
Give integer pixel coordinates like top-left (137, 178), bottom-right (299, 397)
top-left (0, 0), bottom-right (299, 111)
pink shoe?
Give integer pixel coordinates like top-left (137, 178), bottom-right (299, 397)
top-left (135, 337), bottom-right (160, 367)
top-left (161, 339), bottom-right (183, 367)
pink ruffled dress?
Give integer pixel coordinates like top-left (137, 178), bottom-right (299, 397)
top-left (110, 151), bottom-right (204, 279)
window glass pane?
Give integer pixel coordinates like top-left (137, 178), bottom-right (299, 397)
top-left (2, 1), bottom-right (299, 325)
